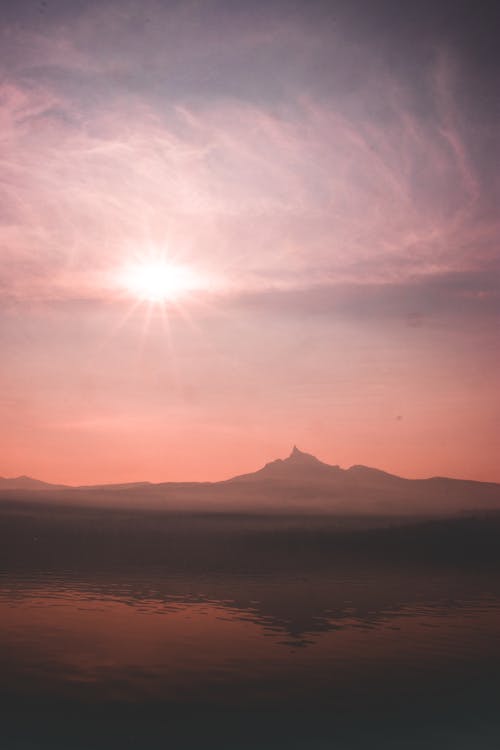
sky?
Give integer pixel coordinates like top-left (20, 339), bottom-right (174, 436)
top-left (1, 0), bottom-right (499, 484)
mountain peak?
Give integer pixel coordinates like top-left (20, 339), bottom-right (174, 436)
top-left (227, 446), bottom-right (340, 483)
top-left (285, 446), bottom-right (323, 465)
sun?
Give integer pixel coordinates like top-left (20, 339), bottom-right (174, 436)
top-left (119, 258), bottom-right (203, 303)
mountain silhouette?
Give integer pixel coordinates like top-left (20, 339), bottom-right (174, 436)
top-left (0, 475), bottom-right (67, 491)
top-left (228, 446), bottom-right (343, 482)
top-left (1, 446), bottom-right (500, 515)
top-left (227, 446), bottom-right (413, 492)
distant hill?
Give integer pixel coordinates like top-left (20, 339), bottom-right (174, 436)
top-left (0, 475), bottom-right (67, 491)
top-left (1, 447), bottom-right (500, 515)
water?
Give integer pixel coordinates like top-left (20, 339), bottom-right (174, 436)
top-left (2, 506), bottom-right (500, 747)
top-left (2, 566), bottom-right (500, 748)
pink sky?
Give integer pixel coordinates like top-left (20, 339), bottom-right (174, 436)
top-left (1, 1), bottom-right (499, 484)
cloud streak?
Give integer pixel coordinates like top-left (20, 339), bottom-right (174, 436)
top-left (1, 3), bottom-right (497, 307)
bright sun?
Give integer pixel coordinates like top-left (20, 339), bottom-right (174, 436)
top-left (119, 259), bottom-right (203, 303)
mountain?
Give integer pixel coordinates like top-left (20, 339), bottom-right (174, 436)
top-left (0, 475), bottom-right (67, 491)
top-left (1, 447), bottom-right (500, 516)
top-left (226, 446), bottom-right (411, 492)
top-left (223, 447), bottom-right (500, 514)
top-left (228, 445), bottom-right (343, 482)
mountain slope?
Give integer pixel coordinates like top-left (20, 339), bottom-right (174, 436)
top-left (0, 475), bottom-right (67, 491)
top-left (227, 446), bottom-right (344, 482)
top-left (220, 447), bottom-right (500, 514)
top-left (1, 447), bottom-right (500, 515)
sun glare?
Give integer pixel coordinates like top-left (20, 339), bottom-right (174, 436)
top-left (120, 259), bottom-right (203, 303)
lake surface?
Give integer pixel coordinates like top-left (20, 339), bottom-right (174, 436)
top-left (2, 506), bottom-right (500, 748)
top-left (2, 566), bottom-right (500, 748)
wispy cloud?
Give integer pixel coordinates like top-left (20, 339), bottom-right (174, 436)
top-left (2, 24), bottom-right (495, 323)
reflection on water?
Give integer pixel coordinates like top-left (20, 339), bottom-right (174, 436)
top-left (2, 567), bottom-right (500, 712)
top-left (2, 506), bottom-right (500, 747)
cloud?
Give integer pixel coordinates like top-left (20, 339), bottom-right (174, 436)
top-left (227, 268), bottom-right (500, 327)
top-left (0, 1), bottom-right (498, 316)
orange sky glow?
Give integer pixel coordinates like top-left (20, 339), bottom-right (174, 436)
top-left (1, 2), bottom-right (499, 485)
